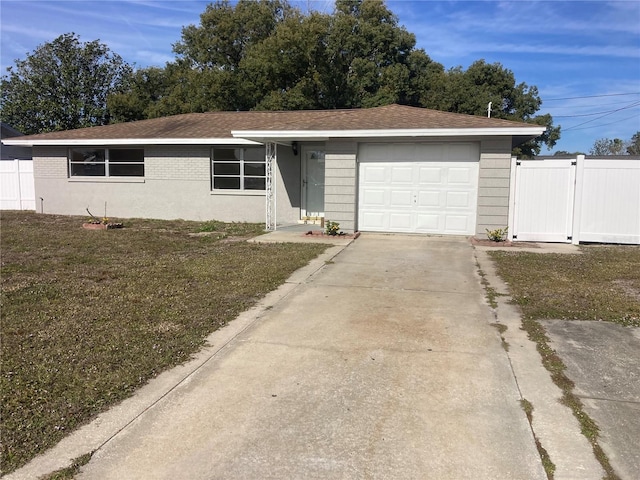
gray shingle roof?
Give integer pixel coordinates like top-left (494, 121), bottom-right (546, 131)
top-left (9, 104), bottom-right (541, 142)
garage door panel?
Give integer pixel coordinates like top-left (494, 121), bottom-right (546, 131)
top-left (390, 213), bottom-right (412, 230)
top-left (358, 143), bottom-right (479, 234)
top-left (362, 165), bottom-right (386, 182)
top-left (363, 189), bottom-right (386, 206)
top-left (446, 191), bottom-right (472, 208)
top-left (418, 167), bottom-right (442, 184)
top-left (445, 215), bottom-right (472, 233)
top-left (361, 212), bottom-right (386, 230)
top-left (390, 190), bottom-right (412, 207)
top-left (418, 191), bottom-right (440, 207)
top-left (391, 166), bottom-right (413, 183)
top-left (448, 167), bottom-right (473, 184)
top-left (415, 214), bottom-right (441, 231)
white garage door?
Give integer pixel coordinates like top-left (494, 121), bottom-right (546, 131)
top-left (358, 143), bottom-right (479, 234)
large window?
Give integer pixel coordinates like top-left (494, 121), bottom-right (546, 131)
top-left (212, 147), bottom-right (265, 191)
top-left (69, 148), bottom-right (144, 177)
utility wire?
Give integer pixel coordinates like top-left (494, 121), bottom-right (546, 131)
top-left (543, 100), bottom-right (640, 110)
top-left (545, 92), bottom-right (640, 101)
top-left (553, 100), bottom-right (640, 118)
top-left (562, 113), bottom-right (640, 132)
top-left (562, 101), bottom-right (640, 131)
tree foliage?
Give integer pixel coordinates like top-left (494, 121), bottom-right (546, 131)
top-left (0, 33), bottom-right (131, 134)
top-left (626, 131), bottom-right (640, 155)
top-left (1, 0), bottom-right (559, 156)
top-left (590, 132), bottom-right (639, 155)
top-left (115, 0), bottom-right (556, 155)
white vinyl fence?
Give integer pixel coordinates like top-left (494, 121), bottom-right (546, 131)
top-left (509, 155), bottom-right (640, 245)
top-left (0, 159), bottom-right (35, 210)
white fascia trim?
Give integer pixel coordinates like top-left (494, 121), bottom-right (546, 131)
top-left (1, 138), bottom-right (262, 147)
top-left (231, 127), bottom-right (547, 140)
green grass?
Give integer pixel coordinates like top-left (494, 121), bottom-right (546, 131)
top-left (0, 211), bottom-right (329, 474)
top-left (41, 452), bottom-right (93, 480)
top-left (489, 246), bottom-right (640, 327)
top-left (490, 246), bottom-right (637, 480)
top-left (520, 398), bottom-right (556, 479)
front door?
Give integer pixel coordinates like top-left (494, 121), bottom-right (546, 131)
top-left (301, 148), bottom-right (325, 219)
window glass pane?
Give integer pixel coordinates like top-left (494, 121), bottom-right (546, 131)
top-left (244, 162), bottom-right (266, 176)
top-left (70, 148), bottom-right (105, 163)
top-left (110, 164), bottom-right (144, 177)
top-left (214, 148), bottom-right (240, 161)
top-left (243, 148), bottom-right (265, 161)
top-left (214, 163), bottom-right (241, 175)
top-left (214, 177), bottom-right (240, 189)
top-left (244, 177), bottom-right (266, 190)
top-left (70, 163), bottom-right (105, 176)
top-left (110, 149), bottom-right (144, 163)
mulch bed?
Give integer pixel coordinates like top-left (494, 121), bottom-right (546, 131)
top-left (304, 230), bottom-right (360, 239)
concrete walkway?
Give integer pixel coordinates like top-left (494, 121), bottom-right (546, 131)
top-left (65, 234), bottom-right (544, 479)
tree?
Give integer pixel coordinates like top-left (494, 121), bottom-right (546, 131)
top-left (590, 137), bottom-right (627, 155)
top-left (163, 0), bottom-right (295, 112)
top-left (415, 60), bottom-right (560, 157)
top-left (106, 0), bottom-right (558, 156)
top-left (553, 150), bottom-right (586, 156)
top-left (325, 0), bottom-right (417, 108)
top-left (0, 33), bottom-right (132, 134)
top-left (627, 131), bottom-right (640, 155)
top-left (107, 67), bottom-right (172, 123)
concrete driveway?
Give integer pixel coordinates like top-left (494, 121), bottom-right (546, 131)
top-left (64, 234), bottom-right (543, 479)
top-left (541, 320), bottom-right (640, 479)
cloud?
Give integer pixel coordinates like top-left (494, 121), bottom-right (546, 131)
top-left (134, 50), bottom-right (175, 67)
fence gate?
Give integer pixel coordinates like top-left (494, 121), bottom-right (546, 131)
top-left (0, 159), bottom-right (35, 210)
top-left (510, 158), bottom-right (576, 243)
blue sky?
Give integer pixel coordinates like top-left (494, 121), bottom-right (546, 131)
top-left (1, 0), bottom-right (639, 153)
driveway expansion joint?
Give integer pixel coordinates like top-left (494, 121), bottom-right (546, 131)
top-left (473, 247), bottom-right (606, 479)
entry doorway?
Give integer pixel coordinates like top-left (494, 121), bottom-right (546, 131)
top-left (301, 147), bottom-right (325, 222)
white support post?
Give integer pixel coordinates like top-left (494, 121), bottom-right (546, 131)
top-left (265, 142), bottom-right (277, 231)
top-left (571, 155), bottom-right (585, 245)
top-left (507, 156), bottom-right (518, 241)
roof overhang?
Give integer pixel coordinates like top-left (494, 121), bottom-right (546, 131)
top-left (1, 138), bottom-right (262, 147)
top-left (232, 127), bottom-right (546, 143)
top-left (2, 127), bottom-right (546, 147)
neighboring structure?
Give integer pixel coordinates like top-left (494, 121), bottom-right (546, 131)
top-left (1, 123), bottom-right (35, 210)
top-left (1, 104), bottom-right (544, 235)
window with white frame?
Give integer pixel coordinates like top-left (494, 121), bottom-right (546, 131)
top-left (68, 148), bottom-right (144, 177)
top-left (211, 147), bottom-right (266, 191)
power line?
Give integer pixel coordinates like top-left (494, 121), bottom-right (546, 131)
top-left (553, 100), bottom-right (640, 118)
top-left (562, 102), bottom-right (640, 131)
top-left (562, 113), bottom-right (640, 132)
top-left (543, 100), bottom-right (640, 110)
top-left (545, 92), bottom-right (640, 102)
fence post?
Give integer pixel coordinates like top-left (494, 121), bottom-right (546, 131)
top-left (507, 156), bottom-right (518, 241)
top-left (571, 155), bottom-right (585, 245)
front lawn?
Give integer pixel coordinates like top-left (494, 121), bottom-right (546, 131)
top-left (489, 246), bottom-right (640, 327)
top-left (0, 211), bottom-right (329, 474)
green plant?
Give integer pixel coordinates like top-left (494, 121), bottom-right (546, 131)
top-left (325, 220), bottom-right (340, 236)
top-left (485, 226), bottom-right (508, 242)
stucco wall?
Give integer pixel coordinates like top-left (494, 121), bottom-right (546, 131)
top-left (32, 145), bottom-right (300, 224)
